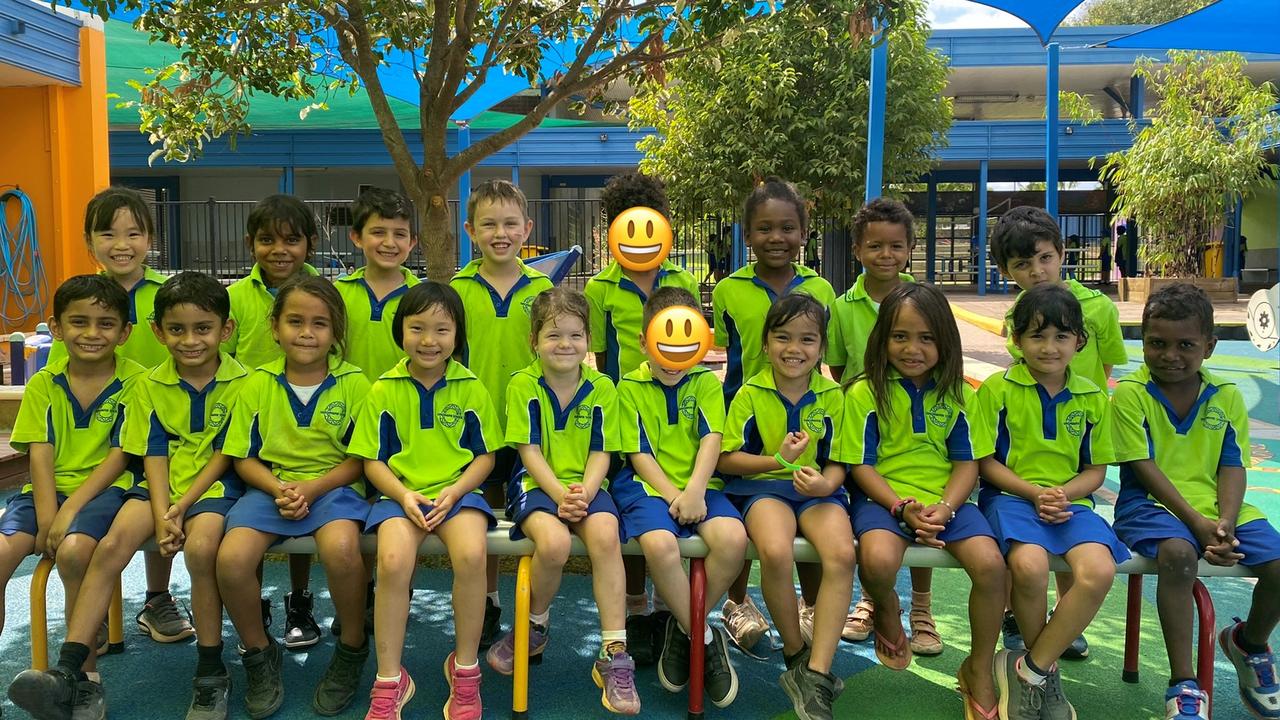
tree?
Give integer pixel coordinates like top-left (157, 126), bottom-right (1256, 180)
top-left (1067, 0), bottom-right (1212, 27)
top-left (627, 0), bottom-right (951, 227)
top-left (70, 0), bottom-right (919, 280)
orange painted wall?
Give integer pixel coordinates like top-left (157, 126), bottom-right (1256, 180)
top-left (0, 24), bottom-right (108, 333)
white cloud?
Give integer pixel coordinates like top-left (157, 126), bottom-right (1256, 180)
top-left (927, 0), bottom-right (1028, 29)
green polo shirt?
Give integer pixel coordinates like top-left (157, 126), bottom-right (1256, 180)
top-left (1112, 365), bottom-right (1261, 525)
top-left (825, 272), bottom-right (914, 377)
top-left (585, 260), bottom-right (700, 382)
top-left (223, 263), bottom-right (320, 370)
top-left (1004, 279), bottom-right (1127, 389)
top-left (222, 354), bottom-right (370, 490)
top-left (348, 359), bottom-right (501, 500)
top-left (974, 363), bottom-right (1115, 508)
top-left (336, 266), bottom-right (420, 383)
top-left (505, 362), bottom-right (620, 493)
top-left (712, 263), bottom-right (835, 400)
top-left (618, 363), bottom-right (725, 494)
top-left (47, 267), bottom-right (170, 370)
top-left (12, 355), bottom-right (147, 495)
top-left (839, 376), bottom-right (991, 505)
top-left (121, 352), bottom-right (249, 503)
top-left (451, 259), bottom-right (553, 432)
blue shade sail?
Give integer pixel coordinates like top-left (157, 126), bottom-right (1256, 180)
top-left (1099, 0), bottom-right (1280, 55)
top-left (962, 1), bottom-right (1089, 44)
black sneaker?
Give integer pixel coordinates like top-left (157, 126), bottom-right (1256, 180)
top-left (657, 615), bottom-right (691, 692)
top-left (705, 626), bottom-right (739, 708)
top-left (1002, 610), bottom-right (1026, 652)
top-left (1062, 633), bottom-right (1089, 660)
top-left (779, 662), bottom-right (837, 720)
top-left (650, 609), bottom-right (672, 661)
top-left (72, 678), bottom-right (106, 720)
top-left (311, 641), bottom-right (370, 716)
top-left (8, 666), bottom-right (77, 720)
top-left (283, 591), bottom-right (321, 650)
top-left (625, 613), bottom-right (655, 666)
top-left (480, 596), bottom-right (503, 649)
top-left (241, 641), bottom-right (284, 720)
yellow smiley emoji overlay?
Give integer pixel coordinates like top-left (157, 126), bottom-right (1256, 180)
top-left (608, 206), bottom-right (673, 272)
top-left (645, 306), bottom-right (712, 371)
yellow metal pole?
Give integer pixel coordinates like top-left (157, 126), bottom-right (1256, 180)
top-left (107, 576), bottom-right (124, 653)
top-left (512, 555), bottom-right (532, 719)
top-left (30, 557), bottom-right (54, 670)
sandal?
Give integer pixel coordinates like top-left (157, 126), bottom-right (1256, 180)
top-left (909, 606), bottom-right (944, 656)
top-left (873, 617), bottom-right (912, 671)
top-left (956, 659), bottom-right (999, 720)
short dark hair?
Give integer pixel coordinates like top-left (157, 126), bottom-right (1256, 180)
top-left (154, 271), bottom-right (230, 324)
top-left (270, 276), bottom-right (347, 358)
top-left (642, 286), bottom-right (699, 328)
top-left (602, 172), bottom-right (669, 225)
top-left (762, 293), bottom-right (827, 351)
top-left (990, 206), bottom-right (1062, 272)
top-left (84, 186), bottom-right (154, 239)
top-left (392, 282), bottom-right (466, 359)
top-left (1143, 282), bottom-right (1214, 337)
top-left (466, 180), bottom-right (528, 224)
top-left (1010, 283), bottom-right (1088, 345)
top-left (245, 194), bottom-right (318, 255)
top-left (744, 177), bottom-right (807, 234)
top-left (853, 197), bottom-right (915, 248)
top-left (53, 274), bottom-right (129, 323)
top-left (352, 187), bottom-right (414, 235)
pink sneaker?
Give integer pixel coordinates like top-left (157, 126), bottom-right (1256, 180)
top-left (364, 667), bottom-right (414, 720)
top-left (444, 652), bottom-right (483, 720)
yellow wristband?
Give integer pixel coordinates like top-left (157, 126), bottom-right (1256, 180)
top-left (774, 452), bottom-right (804, 472)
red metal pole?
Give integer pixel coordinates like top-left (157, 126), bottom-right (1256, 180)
top-left (688, 558), bottom-right (706, 719)
top-left (1192, 579), bottom-right (1216, 719)
top-left (1123, 574), bottom-right (1143, 683)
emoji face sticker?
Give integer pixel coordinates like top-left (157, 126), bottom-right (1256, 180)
top-left (608, 207), bottom-right (673, 272)
top-left (646, 306), bottom-right (713, 371)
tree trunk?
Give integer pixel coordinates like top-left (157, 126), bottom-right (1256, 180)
top-left (416, 185), bottom-right (456, 282)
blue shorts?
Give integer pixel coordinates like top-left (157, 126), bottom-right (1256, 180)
top-left (723, 478), bottom-right (848, 520)
top-left (849, 492), bottom-right (994, 544)
top-left (224, 486), bottom-right (369, 539)
top-left (1114, 495), bottom-right (1280, 567)
top-left (364, 493), bottom-right (496, 533)
top-left (484, 447), bottom-right (519, 492)
top-left (0, 487), bottom-right (126, 541)
top-left (121, 485), bottom-right (238, 520)
top-left (980, 494), bottom-right (1130, 563)
top-left (507, 487), bottom-right (623, 541)
top-left (610, 467), bottom-right (742, 542)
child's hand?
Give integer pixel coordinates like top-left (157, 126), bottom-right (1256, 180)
top-left (1202, 518), bottom-right (1243, 566)
top-left (46, 508), bottom-right (75, 555)
top-left (276, 485), bottom-right (310, 520)
top-left (792, 466), bottom-right (832, 498)
top-left (669, 490), bottom-right (707, 526)
top-left (401, 491), bottom-right (433, 531)
top-left (903, 503), bottom-right (946, 548)
top-left (423, 488), bottom-right (461, 532)
top-left (558, 484), bottom-right (588, 523)
top-left (919, 503), bottom-right (952, 527)
top-left (779, 431), bottom-right (810, 464)
top-left (157, 507), bottom-right (186, 557)
top-left (33, 525), bottom-right (51, 559)
top-left (1034, 488), bottom-right (1072, 524)
top-left (1188, 514), bottom-right (1221, 551)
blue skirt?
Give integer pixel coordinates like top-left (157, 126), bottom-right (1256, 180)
top-left (981, 494), bottom-right (1130, 563)
top-left (507, 487), bottom-right (623, 541)
top-left (0, 487), bottom-right (126, 541)
top-left (1114, 495), bottom-right (1280, 567)
top-left (224, 486), bottom-right (369, 538)
top-left (364, 493), bottom-right (496, 533)
top-left (610, 467), bottom-right (742, 541)
top-left (849, 491), bottom-right (994, 544)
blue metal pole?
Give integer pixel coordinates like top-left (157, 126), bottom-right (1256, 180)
top-left (1046, 42), bottom-right (1060, 220)
top-left (457, 123), bottom-right (473, 266)
top-left (1129, 74), bottom-right (1145, 120)
top-left (511, 165), bottom-right (520, 186)
top-left (864, 22), bottom-right (888, 203)
top-left (978, 160), bottom-right (989, 297)
top-left (278, 166), bottom-right (294, 195)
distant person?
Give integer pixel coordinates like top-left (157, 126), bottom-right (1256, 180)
top-left (804, 230), bottom-right (821, 273)
top-left (1065, 234), bottom-right (1081, 280)
top-left (1239, 235), bottom-right (1249, 277)
top-left (707, 226), bottom-right (733, 283)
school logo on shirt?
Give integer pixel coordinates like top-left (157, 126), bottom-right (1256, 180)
top-left (321, 401), bottom-right (348, 427)
top-left (438, 403), bottom-right (463, 428)
top-left (95, 397), bottom-right (120, 424)
top-left (927, 402), bottom-right (953, 428)
top-left (209, 402), bottom-right (229, 429)
top-left (680, 395), bottom-right (697, 421)
top-left (573, 404), bottom-right (593, 429)
top-left (1064, 410), bottom-right (1085, 438)
top-left (1201, 405), bottom-right (1227, 431)
top-left (804, 408), bottom-right (827, 435)
top-left (522, 296), bottom-right (535, 315)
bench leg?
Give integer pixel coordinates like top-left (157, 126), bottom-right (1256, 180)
top-left (1123, 574), bottom-right (1143, 683)
top-left (108, 576), bottom-right (125, 653)
top-left (688, 558), bottom-right (706, 720)
top-left (1192, 579), bottom-right (1215, 719)
top-left (512, 555), bottom-right (532, 720)
top-left (30, 556), bottom-right (54, 670)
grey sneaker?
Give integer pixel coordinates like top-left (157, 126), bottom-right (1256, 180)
top-left (704, 626), bottom-right (739, 708)
top-left (186, 674), bottom-right (230, 720)
top-left (657, 615), bottom-right (690, 692)
top-left (8, 666), bottom-right (77, 720)
top-left (70, 679), bottom-right (105, 720)
top-left (312, 641), bottom-right (370, 716)
top-left (485, 623), bottom-right (549, 676)
top-left (136, 592), bottom-right (196, 643)
top-left (1041, 666), bottom-right (1077, 720)
top-left (779, 662), bottom-right (837, 720)
top-left (241, 640), bottom-right (284, 720)
top-left (994, 650), bottom-right (1044, 720)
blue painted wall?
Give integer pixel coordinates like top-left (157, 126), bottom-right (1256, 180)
top-left (0, 0), bottom-right (82, 86)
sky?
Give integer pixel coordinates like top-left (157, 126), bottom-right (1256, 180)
top-left (925, 1), bottom-right (1092, 29)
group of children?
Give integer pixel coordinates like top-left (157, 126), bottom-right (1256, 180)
top-left (0, 173), bottom-right (1275, 720)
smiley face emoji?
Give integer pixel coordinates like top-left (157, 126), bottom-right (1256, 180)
top-left (608, 206), bottom-right (673, 272)
top-left (645, 306), bottom-right (713, 371)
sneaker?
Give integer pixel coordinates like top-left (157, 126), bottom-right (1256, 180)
top-left (722, 596), bottom-right (768, 650)
top-left (784, 645), bottom-right (845, 697)
top-left (479, 597), bottom-right (502, 649)
top-left (625, 613), bottom-right (655, 666)
top-left (592, 651), bottom-right (641, 715)
top-left (798, 599), bottom-right (815, 646)
top-left (1061, 633), bottom-right (1090, 660)
top-left (1001, 611), bottom-right (1026, 652)
top-left (1165, 680), bottom-right (1210, 720)
top-left (779, 662), bottom-right (837, 720)
top-left (994, 650), bottom-right (1044, 720)
top-left (443, 652), bottom-right (483, 720)
top-left (843, 598), bottom-right (873, 642)
top-left (136, 592), bottom-right (196, 643)
top-left (704, 626), bottom-right (739, 708)
top-left (485, 623), bottom-right (549, 676)
top-left (284, 591), bottom-right (321, 650)
top-left (8, 666), bottom-right (77, 720)
top-left (186, 674), bottom-right (231, 720)
top-left (312, 641), bottom-right (370, 716)
top-left (657, 615), bottom-right (691, 692)
top-left (364, 667), bottom-right (414, 720)
top-left (70, 679), bottom-right (105, 720)
top-left (908, 605), bottom-right (943, 656)
top-left (1220, 618), bottom-right (1280, 719)
top-left (236, 598), bottom-right (274, 656)
top-left (649, 610), bottom-right (671, 661)
top-left (1041, 666), bottom-right (1077, 720)
top-left (241, 640), bottom-right (284, 720)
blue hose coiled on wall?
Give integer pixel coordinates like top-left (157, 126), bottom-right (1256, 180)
top-left (0, 188), bottom-right (50, 330)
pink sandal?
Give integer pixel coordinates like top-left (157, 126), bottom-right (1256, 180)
top-left (873, 621), bottom-right (913, 671)
top-left (956, 659), bottom-right (999, 720)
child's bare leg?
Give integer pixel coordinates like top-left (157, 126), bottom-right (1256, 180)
top-left (639, 532), bottom-right (690, 631)
top-left (574, 511), bottom-right (626, 634)
top-left (371, 518), bottom-right (425, 676)
top-left (727, 561), bottom-right (752, 604)
top-left (216, 528), bottom-right (277, 652)
top-left (183, 513), bottom-right (227, 648)
top-left (910, 567), bottom-right (932, 593)
top-left (1028, 544), bottom-right (1114, 670)
top-left (144, 551), bottom-right (174, 594)
top-left (521, 512), bottom-right (572, 616)
top-left (856, 530), bottom-right (908, 641)
top-left (1155, 538), bottom-right (1199, 681)
top-left (797, 503), bottom-right (855, 673)
top-left (1242, 559), bottom-right (1280, 648)
top-left (484, 484), bottom-right (504, 596)
top-left (1053, 571), bottom-right (1074, 604)
top-left (0, 532), bottom-right (35, 635)
top-left (314, 520), bottom-right (367, 649)
top-left (1007, 543), bottom-right (1050, 649)
top-left (54, 534), bottom-right (102, 668)
top-left (699, 517), bottom-right (749, 607)
top-left (797, 562), bottom-right (821, 606)
top-left (436, 510), bottom-right (490, 665)
top-left (624, 554), bottom-right (648, 600)
top-left (744, 499), bottom-right (802, 656)
top-left (950, 535), bottom-right (1006, 707)
top-left (289, 553), bottom-right (311, 592)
